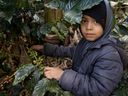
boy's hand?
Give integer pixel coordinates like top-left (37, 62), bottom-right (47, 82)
top-left (44, 67), bottom-right (64, 81)
top-left (31, 45), bottom-right (44, 52)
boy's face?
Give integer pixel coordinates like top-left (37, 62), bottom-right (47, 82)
top-left (80, 15), bottom-right (103, 41)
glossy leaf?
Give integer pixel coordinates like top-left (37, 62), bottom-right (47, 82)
top-left (13, 64), bottom-right (36, 85)
top-left (64, 9), bottom-right (82, 24)
top-left (24, 69), bottom-right (42, 92)
top-left (51, 26), bottom-right (65, 41)
top-left (32, 78), bottom-right (72, 96)
top-left (57, 22), bottom-right (68, 37)
top-left (45, 0), bottom-right (103, 11)
top-left (39, 23), bottom-right (52, 35)
top-left (45, 0), bottom-right (67, 10)
top-left (119, 35), bottom-right (128, 43)
top-left (32, 78), bottom-right (49, 96)
top-left (47, 80), bottom-right (72, 96)
top-left (118, 25), bottom-right (128, 35)
top-left (45, 0), bottom-right (103, 24)
top-left (47, 79), bottom-right (61, 93)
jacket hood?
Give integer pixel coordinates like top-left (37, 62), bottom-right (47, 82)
top-left (93, 0), bottom-right (115, 48)
top-left (73, 0), bottom-right (115, 70)
top-left (102, 0), bottom-right (114, 39)
top-left (78, 0), bottom-right (115, 52)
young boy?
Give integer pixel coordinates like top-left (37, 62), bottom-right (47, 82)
top-left (31, 0), bottom-right (123, 96)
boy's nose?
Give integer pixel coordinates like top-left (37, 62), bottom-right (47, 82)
top-left (86, 22), bottom-right (93, 30)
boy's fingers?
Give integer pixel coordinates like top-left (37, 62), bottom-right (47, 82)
top-left (31, 45), bottom-right (44, 50)
top-left (44, 67), bottom-right (53, 71)
top-left (44, 71), bottom-right (53, 79)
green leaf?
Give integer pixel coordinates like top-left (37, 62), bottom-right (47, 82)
top-left (0, 18), bottom-right (11, 32)
top-left (47, 80), bottom-right (73, 96)
top-left (39, 23), bottom-right (52, 35)
top-left (47, 80), bottom-right (61, 93)
top-left (32, 78), bottom-right (49, 96)
top-left (45, 0), bottom-right (103, 11)
top-left (32, 78), bottom-right (72, 96)
top-left (71, 0), bottom-right (103, 11)
top-left (0, 0), bottom-right (16, 18)
top-left (45, 0), bottom-right (103, 24)
top-left (17, 0), bottom-right (30, 8)
top-left (13, 64), bottom-right (36, 85)
top-left (57, 22), bottom-right (68, 37)
top-left (122, 19), bottom-right (128, 29)
top-left (0, 92), bottom-right (6, 96)
top-left (23, 24), bottom-right (30, 34)
top-left (64, 0), bottom-right (103, 24)
top-left (56, 22), bottom-right (68, 41)
top-left (45, 0), bottom-right (67, 10)
top-left (64, 9), bottom-right (82, 24)
top-left (24, 69), bottom-right (42, 92)
top-left (118, 25), bottom-right (128, 35)
top-left (51, 26), bottom-right (65, 41)
top-left (112, 25), bottom-right (123, 37)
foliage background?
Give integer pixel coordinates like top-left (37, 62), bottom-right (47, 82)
top-left (0, 0), bottom-right (128, 96)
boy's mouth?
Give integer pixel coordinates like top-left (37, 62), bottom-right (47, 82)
top-left (85, 33), bottom-right (95, 36)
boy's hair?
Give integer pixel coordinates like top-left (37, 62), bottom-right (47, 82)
top-left (82, 1), bottom-right (106, 29)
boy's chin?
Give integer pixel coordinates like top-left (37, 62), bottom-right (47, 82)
top-left (84, 38), bottom-right (97, 41)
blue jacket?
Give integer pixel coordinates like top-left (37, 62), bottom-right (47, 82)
top-left (44, 39), bottom-right (123, 96)
top-left (43, 0), bottom-right (123, 96)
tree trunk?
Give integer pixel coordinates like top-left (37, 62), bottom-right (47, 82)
top-left (44, 7), bottom-right (63, 24)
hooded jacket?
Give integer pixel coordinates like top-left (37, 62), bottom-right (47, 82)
top-left (43, 0), bottom-right (123, 96)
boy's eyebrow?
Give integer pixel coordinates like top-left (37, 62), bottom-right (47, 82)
top-left (81, 17), bottom-right (87, 20)
top-left (82, 15), bottom-right (89, 19)
top-left (82, 16), bottom-right (86, 19)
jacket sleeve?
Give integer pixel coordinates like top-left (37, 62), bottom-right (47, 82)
top-left (43, 43), bottom-right (76, 58)
top-left (59, 50), bottom-right (123, 96)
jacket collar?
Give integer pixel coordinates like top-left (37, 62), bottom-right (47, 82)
top-left (87, 37), bottom-right (118, 50)
top-left (81, 38), bottom-right (115, 57)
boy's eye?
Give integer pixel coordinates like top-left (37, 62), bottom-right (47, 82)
top-left (81, 20), bottom-right (88, 23)
top-left (81, 19), bottom-right (98, 25)
top-left (93, 21), bottom-right (97, 24)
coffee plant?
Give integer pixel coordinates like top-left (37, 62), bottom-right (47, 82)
top-left (0, 0), bottom-right (128, 96)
